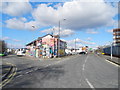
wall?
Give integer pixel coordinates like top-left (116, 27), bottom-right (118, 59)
top-left (103, 45), bottom-right (120, 57)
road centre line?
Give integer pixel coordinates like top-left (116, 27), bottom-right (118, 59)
top-left (82, 55), bottom-right (89, 71)
top-left (85, 78), bottom-right (95, 90)
top-left (81, 55), bottom-right (95, 89)
top-left (82, 64), bottom-right (85, 71)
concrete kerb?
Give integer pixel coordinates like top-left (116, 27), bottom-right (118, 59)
top-left (106, 58), bottom-right (120, 66)
top-left (97, 54), bottom-right (120, 67)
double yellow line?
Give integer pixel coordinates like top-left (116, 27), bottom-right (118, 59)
top-left (0, 62), bottom-right (17, 88)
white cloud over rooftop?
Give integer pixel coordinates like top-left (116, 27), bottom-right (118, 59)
top-left (5, 18), bottom-right (40, 30)
top-left (32, 0), bottom-right (117, 30)
top-left (3, 0), bottom-right (117, 32)
top-left (65, 38), bottom-right (96, 49)
top-left (1, 2), bottom-right (32, 16)
top-left (41, 27), bottom-right (75, 37)
top-left (86, 29), bottom-right (99, 34)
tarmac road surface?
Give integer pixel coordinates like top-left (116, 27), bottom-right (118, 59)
top-left (2, 54), bottom-right (119, 89)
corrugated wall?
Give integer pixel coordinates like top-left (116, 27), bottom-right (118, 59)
top-left (103, 45), bottom-right (120, 57)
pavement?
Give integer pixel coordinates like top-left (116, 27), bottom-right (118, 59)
top-left (97, 54), bottom-right (120, 66)
top-left (1, 53), bottom-right (119, 89)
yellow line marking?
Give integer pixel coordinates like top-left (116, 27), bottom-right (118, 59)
top-left (8, 73), bottom-right (13, 78)
top-left (3, 68), bottom-right (11, 71)
top-left (0, 62), bottom-right (17, 88)
top-left (1, 79), bottom-right (8, 84)
top-left (5, 62), bottom-right (12, 65)
top-left (2, 69), bottom-right (17, 87)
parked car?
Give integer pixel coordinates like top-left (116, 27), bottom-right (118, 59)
top-left (17, 51), bottom-right (25, 56)
top-left (3, 52), bottom-right (8, 56)
top-left (0, 53), bottom-right (4, 57)
top-left (79, 51), bottom-right (86, 54)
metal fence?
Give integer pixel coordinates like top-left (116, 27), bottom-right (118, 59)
top-left (103, 45), bottom-right (120, 57)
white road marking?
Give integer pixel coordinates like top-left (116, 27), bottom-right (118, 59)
top-left (16, 75), bottom-right (23, 78)
top-left (46, 65), bottom-right (49, 67)
top-left (34, 68), bottom-right (38, 71)
top-left (28, 70), bottom-right (32, 73)
top-left (95, 54), bottom-right (120, 67)
top-left (26, 72), bottom-right (29, 74)
top-left (105, 59), bottom-right (120, 67)
top-left (82, 55), bottom-right (89, 71)
top-left (82, 64), bottom-right (85, 71)
top-left (81, 55), bottom-right (95, 89)
top-left (85, 78), bottom-right (95, 90)
top-left (55, 61), bottom-right (61, 64)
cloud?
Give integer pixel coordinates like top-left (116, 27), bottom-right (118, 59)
top-left (86, 29), bottom-right (99, 34)
top-left (5, 18), bottom-right (40, 30)
top-left (4, 0), bottom-right (117, 31)
top-left (32, 4), bottom-right (58, 26)
top-left (12, 39), bottom-right (21, 42)
top-left (66, 38), bottom-right (96, 49)
top-left (1, 37), bottom-right (10, 40)
top-left (41, 27), bottom-right (75, 37)
top-left (5, 18), bottom-right (25, 30)
top-left (1, 0), bottom-right (29, 2)
top-left (75, 38), bottom-right (96, 45)
top-left (1, 37), bottom-right (22, 42)
top-left (1, 2), bottom-right (32, 16)
top-left (53, 3), bottom-right (63, 8)
top-left (106, 29), bottom-right (113, 33)
top-left (32, 0), bottom-right (117, 30)
top-left (86, 37), bottom-right (92, 41)
top-left (7, 43), bottom-right (25, 48)
top-left (19, 17), bottom-right (27, 22)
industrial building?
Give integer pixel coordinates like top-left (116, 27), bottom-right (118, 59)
top-left (103, 28), bottom-right (120, 57)
top-left (113, 28), bottom-right (120, 45)
top-left (26, 34), bottom-right (67, 58)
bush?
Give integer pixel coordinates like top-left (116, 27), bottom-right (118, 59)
top-left (0, 40), bottom-right (7, 53)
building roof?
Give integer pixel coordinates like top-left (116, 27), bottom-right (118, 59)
top-left (37, 37), bottom-right (42, 40)
top-left (26, 34), bottom-right (66, 46)
top-left (26, 40), bottom-right (36, 46)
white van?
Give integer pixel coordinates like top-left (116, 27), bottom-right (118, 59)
top-left (17, 49), bottom-right (25, 56)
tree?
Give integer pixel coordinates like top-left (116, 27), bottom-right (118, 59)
top-left (0, 40), bottom-right (7, 53)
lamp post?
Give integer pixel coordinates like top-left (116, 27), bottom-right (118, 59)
top-left (75, 38), bottom-right (76, 54)
top-left (52, 28), bottom-right (56, 57)
top-left (110, 42), bottom-right (113, 60)
top-left (58, 19), bottom-right (66, 57)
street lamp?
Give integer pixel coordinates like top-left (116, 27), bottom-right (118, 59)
top-left (58, 19), bottom-right (66, 39)
top-left (110, 42), bottom-right (113, 60)
top-left (75, 38), bottom-right (76, 54)
top-left (58, 19), bottom-right (66, 57)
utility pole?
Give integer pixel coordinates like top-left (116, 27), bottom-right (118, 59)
top-left (111, 42), bottom-right (113, 60)
top-left (58, 19), bottom-right (66, 57)
top-left (53, 28), bottom-right (55, 57)
top-left (75, 38), bottom-right (76, 54)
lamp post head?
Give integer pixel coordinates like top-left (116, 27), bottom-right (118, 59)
top-left (32, 26), bottom-right (35, 28)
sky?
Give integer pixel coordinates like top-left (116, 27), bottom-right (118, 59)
top-left (1, 0), bottom-right (120, 49)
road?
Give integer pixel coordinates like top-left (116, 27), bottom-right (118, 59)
top-left (2, 54), bottom-right (119, 89)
